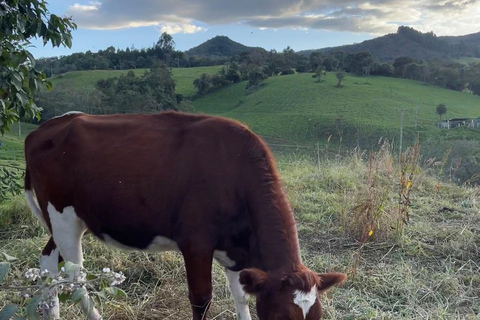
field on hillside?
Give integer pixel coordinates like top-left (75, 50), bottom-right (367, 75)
top-left (192, 72), bottom-right (480, 147)
top-left (0, 122), bottom-right (38, 165)
top-left (454, 57), bottom-right (480, 65)
top-left (1, 124), bottom-right (479, 320)
top-left (41, 66), bottom-right (480, 152)
top-left (49, 66), bottom-right (222, 97)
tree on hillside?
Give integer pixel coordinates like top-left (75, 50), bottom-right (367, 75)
top-left (282, 46), bottom-right (297, 68)
top-left (94, 61), bottom-right (178, 112)
top-left (336, 72), bottom-right (346, 87)
top-left (436, 103), bottom-right (447, 120)
top-left (309, 51), bottom-right (324, 72)
top-left (246, 66), bottom-right (268, 89)
top-left (313, 66), bottom-right (326, 82)
top-left (0, 0), bottom-right (76, 134)
top-left (193, 73), bottom-right (213, 95)
top-left (393, 56), bottom-right (416, 77)
top-left (154, 32), bottom-right (175, 64)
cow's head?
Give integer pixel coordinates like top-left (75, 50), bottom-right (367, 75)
top-left (240, 268), bottom-right (346, 320)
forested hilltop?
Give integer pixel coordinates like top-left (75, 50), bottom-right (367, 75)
top-left (35, 27), bottom-right (480, 98)
top-left (299, 26), bottom-right (480, 61)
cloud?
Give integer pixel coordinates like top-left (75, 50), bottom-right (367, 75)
top-left (66, 0), bottom-right (480, 36)
top-left (159, 24), bottom-right (207, 34)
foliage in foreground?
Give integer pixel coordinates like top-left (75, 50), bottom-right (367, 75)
top-left (0, 0), bottom-right (76, 134)
top-left (0, 257), bottom-right (127, 319)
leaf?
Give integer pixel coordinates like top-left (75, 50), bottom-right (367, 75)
top-left (0, 262), bottom-right (11, 283)
top-left (58, 292), bottom-right (70, 303)
top-left (0, 304), bottom-right (18, 320)
top-left (15, 93), bottom-right (27, 106)
top-left (97, 290), bottom-right (107, 299)
top-left (102, 287), bottom-right (127, 299)
top-left (86, 273), bottom-right (97, 281)
top-left (81, 296), bottom-right (95, 318)
top-left (63, 261), bottom-right (79, 274)
top-left (25, 295), bottom-right (41, 320)
top-left (72, 287), bottom-right (88, 303)
top-left (28, 77), bottom-right (37, 92)
top-left (1, 252), bottom-right (17, 262)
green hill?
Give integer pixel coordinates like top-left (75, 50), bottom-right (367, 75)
top-left (45, 67), bottom-right (480, 148)
top-left (192, 72), bottom-right (480, 147)
top-left (49, 66), bottom-right (222, 97)
top-left (186, 35), bottom-right (265, 57)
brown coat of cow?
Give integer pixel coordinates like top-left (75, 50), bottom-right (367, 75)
top-left (24, 111), bottom-right (345, 320)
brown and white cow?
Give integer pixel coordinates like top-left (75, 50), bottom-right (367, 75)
top-left (24, 111), bottom-right (346, 320)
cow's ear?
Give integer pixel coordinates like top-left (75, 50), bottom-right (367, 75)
top-left (317, 273), bottom-right (346, 292)
top-left (239, 268), bottom-right (268, 295)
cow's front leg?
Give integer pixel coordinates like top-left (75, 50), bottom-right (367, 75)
top-left (181, 243), bottom-right (214, 320)
top-left (40, 237), bottom-right (62, 319)
top-left (48, 203), bottom-right (101, 320)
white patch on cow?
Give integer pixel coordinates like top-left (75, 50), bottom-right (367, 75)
top-left (47, 203), bottom-right (87, 265)
top-left (40, 248), bottom-right (60, 275)
top-left (46, 203), bottom-right (101, 320)
top-left (213, 250), bottom-right (236, 268)
top-left (146, 236), bottom-right (179, 251)
top-left (25, 190), bottom-right (47, 229)
top-left (293, 285), bottom-right (317, 319)
top-left (52, 111), bottom-right (84, 119)
top-left (39, 247), bottom-right (61, 318)
top-left (226, 269), bottom-right (251, 320)
top-left (102, 234), bottom-right (179, 252)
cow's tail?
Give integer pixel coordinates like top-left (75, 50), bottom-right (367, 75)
top-left (24, 165), bottom-right (47, 228)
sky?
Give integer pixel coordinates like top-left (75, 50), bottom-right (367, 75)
top-left (30, 0), bottom-right (480, 58)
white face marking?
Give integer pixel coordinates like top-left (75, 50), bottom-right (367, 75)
top-left (52, 111), bottom-right (84, 119)
top-left (40, 248), bottom-right (60, 276)
top-left (293, 285), bottom-right (317, 319)
top-left (47, 203), bottom-right (87, 266)
top-left (25, 190), bottom-right (47, 229)
top-left (102, 234), bottom-right (179, 252)
top-left (225, 269), bottom-right (252, 320)
top-left (213, 250), bottom-right (236, 268)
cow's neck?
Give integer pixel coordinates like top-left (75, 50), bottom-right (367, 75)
top-left (249, 187), bottom-right (302, 273)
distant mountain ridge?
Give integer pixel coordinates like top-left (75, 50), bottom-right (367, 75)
top-left (185, 27), bottom-right (480, 62)
top-left (297, 26), bottom-right (480, 62)
top-left (186, 35), bottom-right (265, 57)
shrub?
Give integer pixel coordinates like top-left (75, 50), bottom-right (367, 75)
top-left (280, 68), bottom-right (294, 76)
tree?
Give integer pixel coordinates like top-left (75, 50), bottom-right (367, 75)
top-left (335, 72), bottom-right (346, 87)
top-left (0, 0), bottom-right (76, 134)
top-left (193, 73), bottom-right (213, 95)
top-left (313, 66), bottom-right (326, 82)
top-left (282, 46), bottom-right (297, 68)
top-left (246, 67), bottom-right (268, 88)
top-left (154, 32), bottom-right (175, 64)
top-left (309, 51), bottom-right (324, 72)
top-left (1, 0), bottom-right (76, 203)
top-left (436, 103), bottom-right (447, 120)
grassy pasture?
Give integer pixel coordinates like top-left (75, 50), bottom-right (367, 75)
top-left (41, 66), bottom-right (480, 151)
top-left (49, 65), bottom-right (222, 97)
top-left (192, 72), bottom-right (480, 147)
top-left (1, 124), bottom-right (479, 319)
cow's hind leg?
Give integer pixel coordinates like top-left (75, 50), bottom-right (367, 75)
top-left (40, 237), bottom-right (62, 319)
top-left (47, 203), bottom-right (102, 320)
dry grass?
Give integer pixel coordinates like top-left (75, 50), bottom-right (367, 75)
top-left (1, 151), bottom-right (479, 319)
